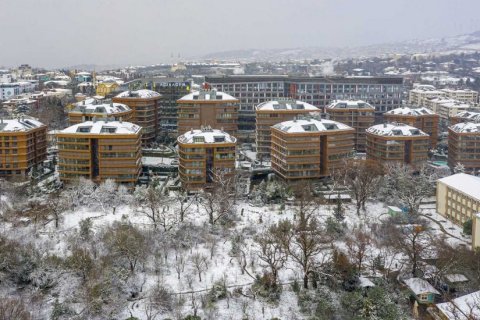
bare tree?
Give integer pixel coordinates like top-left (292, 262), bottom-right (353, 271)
top-left (190, 253), bottom-right (208, 282)
top-left (0, 297), bottom-right (32, 320)
top-left (345, 229), bottom-right (372, 274)
top-left (134, 180), bottom-right (170, 230)
top-left (174, 249), bottom-right (186, 280)
top-left (46, 193), bottom-right (68, 229)
top-left (172, 187), bottom-right (195, 223)
top-left (200, 169), bottom-right (236, 225)
top-left (333, 159), bottom-right (383, 215)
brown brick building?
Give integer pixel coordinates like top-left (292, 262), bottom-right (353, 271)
top-left (270, 118), bottom-right (355, 180)
top-left (448, 122), bottom-right (480, 174)
top-left (325, 100), bottom-right (375, 152)
top-left (450, 110), bottom-right (480, 125)
top-left (177, 90), bottom-right (239, 136)
top-left (68, 100), bottom-right (133, 125)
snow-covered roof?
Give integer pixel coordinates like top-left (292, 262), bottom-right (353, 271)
top-left (436, 291), bottom-right (480, 320)
top-left (272, 118), bottom-right (353, 133)
top-left (444, 274), bottom-right (469, 283)
top-left (438, 173), bottom-right (480, 201)
top-left (178, 90), bottom-right (238, 102)
top-left (454, 111), bottom-right (480, 121)
top-left (404, 278), bottom-right (440, 295)
top-left (358, 277), bottom-right (375, 288)
top-left (0, 118), bottom-right (45, 132)
top-left (178, 127), bottom-right (236, 144)
top-left (115, 89), bottom-right (161, 99)
top-left (367, 123), bottom-right (429, 137)
top-left (60, 120), bottom-right (141, 135)
top-left (450, 122), bottom-right (480, 133)
top-left (385, 107), bottom-right (435, 116)
top-left (256, 99), bottom-right (318, 111)
top-left (70, 101), bottom-right (131, 115)
top-left (327, 100), bottom-right (375, 110)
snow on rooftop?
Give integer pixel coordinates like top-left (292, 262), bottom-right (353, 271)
top-left (455, 110), bottom-right (480, 121)
top-left (256, 99), bottom-right (318, 111)
top-left (367, 123), bottom-right (429, 137)
top-left (444, 274), bottom-right (469, 283)
top-left (327, 100), bottom-right (375, 110)
top-left (178, 90), bottom-right (238, 102)
top-left (436, 291), bottom-right (480, 320)
top-left (403, 278), bottom-right (440, 295)
top-left (386, 107), bottom-right (435, 116)
top-left (70, 101), bottom-right (131, 115)
top-left (450, 121), bottom-right (480, 133)
top-left (115, 89), bottom-right (161, 99)
top-left (60, 120), bottom-right (141, 135)
top-left (0, 118), bottom-right (45, 132)
top-left (178, 127), bottom-right (236, 144)
top-left (438, 173), bottom-right (480, 201)
top-left (273, 118), bottom-right (353, 133)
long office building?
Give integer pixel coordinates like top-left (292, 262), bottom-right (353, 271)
top-left (0, 117), bottom-right (47, 177)
top-left (366, 123), bottom-right (430, 167)
top-left (270, 118), bottom-right (355, 180)
top-left (448, 122), bottom-right (480, 174)
top-left (68, 99), bottom-right (133, 125)
top-left (255, 99), bottom-right (319, 160)
top-left (57, 120), bottom-right (142, 185)
top-left (177, 89), bottom-right (239, 136)
top-left (177, 127), bottom-right (236, 190)
top-left (325, 100), bottom-right (375, 152)
top-left (112, 90), bottom-right (162, 145)
top-left (383, 107), bottom-right (439, 148)
top-left (205, 75), bottom-right (404, 131)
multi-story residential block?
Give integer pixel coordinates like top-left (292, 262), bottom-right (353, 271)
top-left (0, 117), bottom-right (47, 177)
top-left (255, 99), bottom-right (318, 160)
top-left (366, 123), bottom-right (430, 167)
top-left (177, 127), bottom-right (236, 190)
top-left (112, 90), bottom-right (162, 145)
top-left (409, 86), bottom-right (446, 106)
top-left (440, 88), bottom-right (478, 104)
top-left (206, 75), bottom-right (404, 131)
top-left (448, 122), bottom-right (480, 174)
top-left (68, 100), bottom-right (133, 125)
top-left (325, 100), bottom-right (375, 152)
top-left (57, 120), bottom-right (142, 185)
top-left (177, 90), bottom-right (239, 136)
top-left (424, 98), bottom-right (473, 121)
top-left (450, 110), bottom-right (480, 125)
top-left (270, 118), bottom-right (355, 180)
top-left (384, 107), bottom-right (439, 148)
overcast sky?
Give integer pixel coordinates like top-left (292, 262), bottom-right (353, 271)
top-left (1, 0), bottom-right (480, 68)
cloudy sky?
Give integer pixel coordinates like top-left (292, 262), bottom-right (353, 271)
top-left (1, 0), bottom-right (480, 68)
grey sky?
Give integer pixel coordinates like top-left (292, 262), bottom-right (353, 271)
top-left (1, 0), bottom-right (480, 68)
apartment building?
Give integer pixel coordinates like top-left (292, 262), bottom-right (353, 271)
top-left (177, 127), bottom-right (236, 190)
top-left (450, 110), bottom-right (480, 125)
top-left (384, 107), bottom-right (439, 148)
top-left (424, 98), bottom-right (473, 121)
top-left (325, 100), bottom-right (375, 152)
top-left (57, 120), bottom-right (142, 185)
top-left (408, 86), bottom-right (446, 106)
top-left (440, 88), bottom-right (478, 104)
top-left (448, 122), bottom-right (480, 174)
top-left (255, 99), bottom-right (318, 159)
top-left (0, 117), bottom-right (47, 177)
top-left (177, 89), bottom-right (239, 136)
top-left (366, 123), bottom-right (430, 167)
top-left (68, 100), bottom-right (133, 125)
top-left (206, 75), bottom-right (404, 131)
top-left (270, 118), bottom-right (355, 180)
top-left (112, 89), bottom-right (162, 145)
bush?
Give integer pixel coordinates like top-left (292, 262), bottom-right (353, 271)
top-left (463, 219), bottom-right (473, 235)
top-left (207, 281), bottom-right (227, 303)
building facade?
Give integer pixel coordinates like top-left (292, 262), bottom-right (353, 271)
top-left (383, 107), bottom-right (439, 148)
top-left (325, 100), bottom-right (375, 152)
top-left (177, 127), bottom-right (236, 190)
top-left (270, 118), bottom-right (355, 180)
top-left (177, 90), bottom-right (239, 136)
top-left (366, 123), bottom-right (430, 167)
top-left (206, 75), bottom-right (404, 131)
top-left (255, 99), bottom-right (318, 160)
top-left (112, 90), bottom-right (162, 145)
top-left (408, 86), bottom-right (446, 106)
top-left (57, 120), bottom-right (142, 185)
top-left (448, 122), bottom-right (480, 174)
top-left (68, 100), bottom-right (133, 125)
top-left (0, 118), bottom-right (47, 177)
top-left (440, 88), bottom-right (478, 104)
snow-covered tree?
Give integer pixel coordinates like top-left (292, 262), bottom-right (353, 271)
top-left (133, 179), bottom-right (170, 229)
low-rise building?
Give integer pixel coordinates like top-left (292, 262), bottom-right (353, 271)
top-left (448, 122), bottom-right (480, 173)
top-left (255, 99), bottom-right (318, 160)
top-left (432, 290), bottom-right (480, 320)
top-left (177, 127), bottom-right (236, 190)
top-left (384, 107), bottom-right (439, 148)
top-left (270, 118), bottom-right (355, 180)
top-left (68, 100), bottom-right (133, 125)
top-left (96, 82), bottom-right (119, 97)
top-left (0, 117), bottom-right (47, 177)
top-left (57, 120), bottom-right (142, 185)
top-left (177, 89), bottom-right (239, 136)
top-left (366, 123), bottom-right (430, 167)
top-left (403, 278), bottom-right (440, 305)
top-left (409, 86), bottom-right (446, 106)
top-left (325, 100), bottom-right (375, 152)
